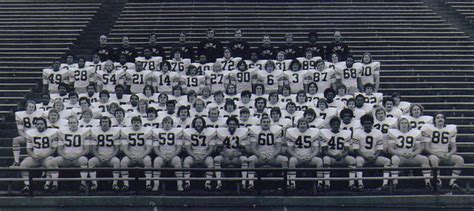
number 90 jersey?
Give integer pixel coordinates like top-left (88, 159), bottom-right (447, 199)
top-left (57, 128), bottom-right (91, 155)
top-left (388, 129), bottom-right (421, 154)
top-left (183, 128), bottom-right (217, 154)
top-left (26, 128), bottom-right (58, 157)
top-left (152, 128), bottom-right (183, 153)
top-left (121, 127), bottom-right (153, 154)
top-left (286, 128), bottom-right (320, 157)
top-left (90, 127), bottom-right (121, 156)
top-left (320, 129), bottom-right (351, 155)
top-left (421, 124), bottom-right (457, 154)
top-left (249, 125), bottom-right (283, 154)
top-left (352, 129), bottom-right (384, 155)
top-left (216, 128), bottom-right (249, 157)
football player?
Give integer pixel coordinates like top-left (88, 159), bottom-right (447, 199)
top-left (252, 60), bottom-right (283, 93)
top-left (335, 55), bottom-right (362, 95)
top-left (373, 107), bottom-right (397, 145)
top-left (43, 60), bottom-right (69, 93)
top-left (216, 48), bottom-right (241, 71)
top-left (206, 62), bottom-right (226, 91)
top-left (61, 53), bottom-right (78, 72)
top-left (69, 57), bottom-right (95, 93)
top-left (245, 50), bottom-right (266, 70)
top-left (383, 97), bottom-right (403, 119)
top-left (168, 48), bottom-right (191, 74)
top-left (181, 65), bottom-right (207, 93)
top-left (126, 60), bottom-right (153, 94)
top-left (310, 60), bottom-right (336, 94)
top-left (392, 92), bottom-right (411, 114)
top-left (296, 48), bottom-right (321, 71)
top-left (359, 52), bottom-right (380, 91)
top-left (357, 83), bottom-right (383, 105)
top-left (281, 59), bottom-right (309, 94)
top-left (273, 51), bottom-right (292, 71)
top-left (225, 60), bottom-right (254, 93)
top-left (405, 104), bottom-right (433, 130)
top-left (135, 47), bottom-right (162, 72)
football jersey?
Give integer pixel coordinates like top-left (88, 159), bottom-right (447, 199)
top-left (168, 58), bottom-right (191, 74)
top-left (271, 118), bottom-right (293, 134)
top-left (126, 69), bottom-right (153, 94)
top-left (253, 69), bottom-right (284, 92)
top-left (60, 63), bottom-right (78, 72)
top-left (341, 120), bottom-right (362, 137)
top-left (396, 101), bottom-right (411, 114)
top-left (296, 56), bottom-right (321, 70)
top-left (96, 69), bottom-right (126, 93)
top-left (283, 70), bottom-right (310, 93)
top-left (386, 108), bottom-right (403, 119)
top-left (43, 68), bottom-right (69, 92)
top-left (78, 93), bottom-right (100, 103)
top-left (135, 56), bottom-right (162, 71)
top-left (85, 61), bottom-right (104, 72)
top-left (405, 115), bottom-right (433, 130)
top-left (245, 60), bottom-right (266, 70)
top-left (205, 117), bottom-right (226, 129)
top-left (249, 125), bottom-right (283, 154)
top-left (360, 61), bottom-right (380, 86)
top-left (26, 128), bottom-right (58, 157)
top-left (335, 62), bottom-right (363, 88)
top-left (109, 94), bottom-right (131, 106)
top-left (49, 93), bottom-right (69, 102)
top-left (181, 75), bottom-right (206, 93)
top-left (92, 101), bottom-right (111, 113)
top-left (15, 110), bottom-right (44, 131)
top-left (217, 128), bottom-right (248, 156)
top-left (306, 93), bottom-right (325, 103)
top-left (90, 127), bottom-right (121, 156)
top-left (226, 69), bottom-right (255, 93)
top-left (121, 127), bottom-right (153, 154)
top-left (79, 119), bottom-right (100, 128)
top-left (58, 127), bottom-right (91, 154)
top-left (294, 102), bottom-right (315, 112)
top-left (143, 118), bottom-right (160, 129)
top-left (314, 107), bottom-right (338, 122)
top-left (114, 62), bottom-right (135, 72)
top-left (320, 129), bottom-right (352, 155)
top-left (239, 117), bottom-right (259, 127)
top-left (308, 118), bottom-right (325, 129)
top-left (205, 71), bottom-right (226, 91)
top-left (328, 100), bottom-right (346, 110)
top-left (153, 128), bottom-right (183, 153)
top-left (324, 61), bottom-right (339, 71)
top-left (421, 124), bottom-right (456, 154)
top-left (388, 129), bottom-right (421, 154)
top-left (47, 119), bottom-right (68, 129)
top-left (216, 57), bottom-right (242, 71)
top-left (183, 128), bottom-right (217, 154)
top-left (273, 59), bottom-right (292, 71)
top-left (282, 110), bottom-right (304, 126)
top-left (356, 92), bottom-right (383, 105)
top-left (153, 71), bottom-right (180, 94)
top-left (191, 62), bottom-right (213, 75)
top-left (373, 117), bottom-right (397, 140)
top-left (70, 66), bottom-right (96, 89)
top-left (310, 68), bottom-right (336, 94)
top-left (334, 94), bottom-right (352, 104)
top-left (286, 128), bottom-right (320, 156)
top-left (353, 129), bottom-right (384, 155)
top-left (136, 93), bottom-right (159, 104)
top-left (37, 103), bottom-right (53, 112)
top-left (174, 117), bottom-right (192, 129)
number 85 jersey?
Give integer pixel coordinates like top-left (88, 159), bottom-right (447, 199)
top-left (90, 127), bottom-right (121, 156)
top-left (421, 124), bottom-right (456, 154)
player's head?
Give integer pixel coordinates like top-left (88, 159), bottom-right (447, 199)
top-left (52, 60), bottom-right (61, 70)
top-left (223, 48), bottom-right (232, 59)
top-left (391, 92), bottom-right (401, 104)
top-left (346, 98), bottom-right (356, 109)
top-left (130, 94), bottom-right (139, 106)
top-left (212, 61), bottom-right (222, 72)
top-left (409, 103), bottom-right (424, 117)
top-left (323, 88), bottom-right (336, 101)
top-left (374, 107), bottom-right (386, 121)
top-left (355, 94), bottom-right (365, 107)
top-left (114, 107), bottom-right (125, 119)
top-left (360, 114), bottom-right (374, 132)
top-left (206, 28), bottom-right (215, 39)
top-left (162, 116), bottom-right (174, 130)
top-left (77, 57), bottom-right (86, 67)
top-left (160, 60), bottom-right (171, 72)
top-left (224, 99), bottom-right (236, 112)
top-left (52, 100), bottom-right (65, 111)
top-left (58, 83), bottom-right (69, 95)
top-left (208, 107), bottom-right (220, 120)
top-left (82, 108), bottom-right (93, 121)
top-left (364, 83), bottom-right (374, 94)
top-left (201, 86), bottom-right (212, 97)
top-left (308, 31), bottom-right (318, 42)
top-left (193, 98), bottom-right (206, 111)
top-left (192, 116), bottom-right (207, 131)
top-left (382, 97), bottom-right (395, 111)
top-left (34, 117), bottom-right (48, 132)
top-left (307, 82), bottom-right (318, 94)
top-left (362, 52), bottom-right (373, 64)
top-left (270, 107), bottom-right (282, 121)
top-left (157, 93), bottom-right (168, 104)
top-left (285, 33), bottom-right (293, 43)
top-left (267, 91), bottom-right (278, 103)
top-left (119, 54), bottom-right (128, 64)
top-left (131, 116), bottom-right (142, 129)
top-left (329, 117), bottom-right (341, 132)
top-left (226, 117), bottom-right (239, 132)
top-left (265, 60), bottom-right (275, 71)
top-left (68, 91), bottom-right (78, 103)
top-left (99, 90), bottom-right (110, 101)
top-left (104, 60), bottom-right (114, 71)
top-left (115, 84), bottom-right (125, 95)
top-left (253, 83), bottom-right (265, 95)
top-left (178, 105), bottom-right (190, 119)
top-left (146, 107), bottom-right (157, 120)
top-left (143, 85), bottom-right (155, 96)
top-left (41, 93), bottom-right (50, 105)
top-left (281, 85), bottom-right (291, 96)
top-left (345, 55), bottom-right (354, 67)
top-left (86, 83), bottom-right (97, 94)
top-left (317, 98), bottom-right (328, 109)
top-left (255, 97), bottom-right (267, 110)
top-left (100, 116), bottom-right (112, 130)
top-left (225, 83), bottom-right (237, 95)
top-left (166, 100), bottom-right (176, 113)
top-left (179, 31), bottom-right (186, 42)
top-left (68, 116), bottom-right (79, 131)
top-left (397, 117), bottom-right (411, 132)
top-left (316, 59), bottom-right (325, 71)
top-left (277, 51), bottom-right (285, 61)
top-left (172, 85), bottom-right (183, 96)
top-left (297, 118), bottom-right (309, 132)
top-left (65, 53), bottom-right (75, 64)
top-left (172, 48), bottom-right (182, 59)
top-left (143, 47), bottom-right (152, 58)
top-left (433, 112), bottom-right (446, 128)
top-left (339, 108), bottom-right (354, 124)
top-left (296, 90), bottom-right (307, 103)
top-left (99, 34), bottom-right (107, 45)
top-left (25, 100), bottom-right (37, 113)
top-left (148, 32), bottom-right (157, 43)
top-left (213, 90), bottom-right (224, 103)
top-left (337, 84), bottom-right (347, 95)
top-left (239, 107), bottom-right (250, 120)
top-left (48, 109), bottom-right (60, 122)
top-left (305, 48), bottom-right (313, 58)
top-left (303, 108), bottom-right (317, 122)
top-left (240, 90), bottom-right (252, 102)
top-left (109, 102), bottom-right (119, 114)
top-left (330, 53), bottom-right (340, 63)
top-left (333, 31), bottom-right (342, 42)
top-left (260, 115), bottom-right (271, 130)
top-left (249, 50), bottom-right (259, 61)
top-left (237, 60), bottom-right (247, 71)
top-left (234, 29), bottom-right (242, 39)
top-left (286, 101), bottom-right (297, 113)
top-left (262, 33), bottom-right (271, 45)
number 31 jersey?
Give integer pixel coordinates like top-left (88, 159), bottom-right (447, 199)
top-left (57, 128), bottom-right (91, 154)
top-left (421, 124), bottom-right (456, 154)
top-left (90, 127), bottom-right (121, 156)
top-left (320, 129), bottom-right (351, 155)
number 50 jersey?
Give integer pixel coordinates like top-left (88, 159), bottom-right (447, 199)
top-left (90, 127), bottom-right (121, 156)
top-left (57, 127), bottom-right (91, 155)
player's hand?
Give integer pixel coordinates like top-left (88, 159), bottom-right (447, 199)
top-left (32, 155), bottom-right (40, 161)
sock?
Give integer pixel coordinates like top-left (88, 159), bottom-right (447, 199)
top-left (122, 171), bottom-right (129, 186)
top-left (205, 172), bottom-right (213, 185)
top-left (90, 171), bottom-right (97, 186)
top-left (13, 150), bottom-right (20, 163)
top-left (241, 164), bottom-right (248, 186)
top-left (349, 171), bottom-right (355, 186)
top-left (422, 170), bottom-right (431, 184)
top-left (214, 164), bottom-right (222, 186)
top-left (112, 171), bottom-right (119, 185)
top-left (145, 171), bottom-right (152, 186)
top-left (356, 171), bottom-right (363, 187)
top-left (383, 171), bottom-right (390, 186)
top-left (51, 171), bottom-right (59, 186)
top-left (324, 170), bottom-right (330, 187)
top-left (450, 172), bottom-right (460, 186)
top-left (184, 171), bottom-right (190, 184)
top-left (175, 171), bottom-right (183, 188)
top-left (22, 172), bottom-right (29, 186)
top-left (80, 171), bottom-right (88, 185)
top-left (153, 171), bottom-right (161, 188)
top-left (248, 171), bottom-right (255, 186)
top-left (391, 170), bottom-right (399, 185)
top-left (317, 171), bottom-right (323, 185)
top-left (288, 171), bottom-right (296, 186)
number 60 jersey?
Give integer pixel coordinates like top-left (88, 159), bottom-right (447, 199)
top-left (90, 127), bottom-right (121, 156)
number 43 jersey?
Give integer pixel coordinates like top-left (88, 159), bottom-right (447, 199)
top-left (216, 128), bottom-right (249, 156)
top-left (90, 127), bottom-right (121, 156)
top-left (183, 128), bottom-right (217, 154)
top-left (286, 128), bottom-right (320, 157)
top-left (57, 128), bottom-right (91, 154)
top-left (421, 124), bottom-right (457, 154)
top-left (388, 129), bottom-right (421, 154)
top-left (121, 127), bottom-right (153, 154)
top-left (320, 129), bottom-right (351, 156)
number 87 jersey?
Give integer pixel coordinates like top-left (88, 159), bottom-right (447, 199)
top-left (90, 127), bottom-right (121, 156)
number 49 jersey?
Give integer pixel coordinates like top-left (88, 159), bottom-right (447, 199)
top-left (320, 129), bottom-right (351, 155)
top-left (121, 127), bottom-right (153, 154)
top-left (152, 128), bottom-right (183, 153)
top-left (352, 129), bottom-right (384, 155)
top-left (421, 124), bottom-right (456, 154)
top-left (388, 129), bottom-right (421, 154)
top-left (216, 128), bottom-right (249, 156)
top-left (90, 127), bottom-right (121, 156)
top-left (43, 68), bottom-right (69, 92)
top-left (57, 128), bottom-right (91, 154)
top-left (183, 128), bottom-right (217, 154)
top-left (26, 128), bottom-right (58, 157)
top-left (249, 125), bottom-right (283, 153)
top-left (286, 128), bottom-right (320, 156)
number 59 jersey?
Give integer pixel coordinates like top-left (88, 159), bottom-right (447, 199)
top-left (90, 127), bottom-right (121, 156)
top-left (388, 129), bottom-right (421, 154)
top-left (152, 128), bottom-right (183, 153)
top-left (249, 125), bottom-right (283, 154)
top-left (57, 127), bottom-right (91, 155)
top-left (183, 128), bottom-right (217, 154)
top-left (286, 128), bottom-right (320, 156)
top-left (26, 128), bottom-right (58, 157)
top-left (320, 129), bottom-right (351, 156)
top-left (421, 124), bottom-right (457, 154)
top-left (121, 127), bottom-right (153, 154)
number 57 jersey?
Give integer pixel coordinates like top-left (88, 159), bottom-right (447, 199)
top-left (90, 127), bottom-right (121, 156)
top-left (183, 128), bottom-right (217, 154)
top-left (320, 129), bottom-right (351, 156)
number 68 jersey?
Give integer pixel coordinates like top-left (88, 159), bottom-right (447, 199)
top-left (388, 129), bottom-right (421, 154)
top-left (421, 124), bottom-right (457, 154)
top-left (90, 127), bottom-right (121, 156)
top-left (26, 128), bottom-right (58, 157)
top-left (57, 127), bottom-right (91, 154)
top-left (320, 129), bottom-right (351, 156)
top-left (286, 128), bottom-right (320, 157)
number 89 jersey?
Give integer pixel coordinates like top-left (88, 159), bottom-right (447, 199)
top-left (320, 129), bottom-right (351, 155)
top-left (152, 128), bottom-right (183, 153)
top-left (249, 125), bottom-right (283, 153)
top-left (388, 129), bottom-right (421, 154)
top-left (183, 128), bottom-right (217, 154)
top-left (121, 127), bottom-right (153, 154)
top-left (90, 127), bottom-right (121, 156)
top-left (58, 128), bottom-right (91, 154)
top-left (286, 128), bottom-right (320, 157)
top-left (26, 128), bottom-right (58, 157)
top-left (352, 129), bottom-right (384, 155)
top-left (421, 124), bottom-right (456, 154)
top-left (216, 128), bottom-right (249, 156)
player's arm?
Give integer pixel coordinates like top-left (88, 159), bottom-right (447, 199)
top-left (339, 142), bottom-right (350, 159)
top-left (202, 135), bottom-right (217, 159)
top-left (309, 137), bottom-right (322, 158)
top-left (42, 71), bottom-right (49, 93)
top-left (269, 136), bottom-right (283, 160)
top-left (387, 139), bottom-right (403, 156)
top-left (249, 134), bottom-right (264, 158)
top-left (373, 64), bottom-right (380, 92)
top-left (411, 140), bottom-right (423, 157)
top-left (447, 130), bottom-right (458, 157)
top-left (57, 132), bottom-right (67, 158)
top-left (286, 140), bottom-right (300, 159)
top-left (25, 137), bottom-right (36, 159)
top-left (322, 145), bottom-right (336, 158)
top-left (15, 115), bottom-right (27, 138)
top-left (42, 135), bottom-right (58, 159)
top-left (78, 138), bottom-right (91, 158)
top-left (120, 132), bottom-right (133, 158)
top-left (91, 135), bottom-right (101, 158)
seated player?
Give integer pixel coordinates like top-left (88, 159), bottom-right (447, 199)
top-left (382, 97), bottom-right (402, 119)
top-left (168, 48), bottom-right (191, 74)
top-left (306, 82), bottom-right (324, 102)
top-left (89, 116), bottom-right (121, 191)
top-left (110, 84), bottom-right (130, 106)
top-left (294, 91), bottom-right (315, 112)
top-left (152, 61), bottom-right (180, 94)
top-left (303, 108), bottom-right (325, 129)
top-left (12, 100), bottom-right (44, 166)
top-left (359, 52), bottom-right (380, 92)
top-left (345, 98), bottom-right (366, 119)
top-left (135, 47), bottom-right (162, 72)
top-left (125, 60), bottom-right (153, 94)
top-left (245, 50), bottom-right (266, 70)
top-left (79, 83), bottom-right (100, 103)
top-left (79, 108), bottom-right (100, 128)
top-left (50, 83), bottom-right (69, 102)
top-left (181, 65), bottom-right (207, 93)
top-left (309, 59), bottom-right (336, 94)
top-left (314, 98), bottom-right (338, 126)
top-left (421, 113), bottom-right (464, 189)
top-left (238, 108), bottom-right (259, 127)
top-left (61, 53), bottom-right (79, 71)
top-left (120, 116), bottom-right (153, 191)
top-left (225, 60), bottom-right (254, 93)
top-left (205, 107), bottom-right (226, 128)
top-left (353, 115), bottom-right (391, 191)
top-left (286, 118), bottom-right (323, 190)
top-left (152, 116), bottom-right (185, 192)
top-left (354, 94), bottom-right (373, 115)
top-left (252, 60), bottom-right (283, 94)
top-left (392, 92), bottom-right (411, 114)
top-left (405, 104), bottom-right (433, 130)
top-left (334, 84), bottom-right (352, 104)
top-left (323, 88), bottom-right (345, 110)
top-left (137, 85), bottom-right (158, 105)
top-left (266, 92), bottom-right (285, 111)
top-left (191, 54), bottom-right (213, 75)
top-left (357, 83), bottom-right (382, 106)
top-left (282, 102), bottom-right (303, 126)
top-left (143, 107), bottom-right (160, 129)
top-left (183, 116), bottom-right (217, 190)
top-left (373, 107), bottom-right (397, 147)
top-left (19, 118), bottom-right (58, 192)
top-left (96, 60), bottom-right (126, 93)
top-left (215, 117), bottom-right (250, 190)
top-left (205, 62), bottom-right (226, 91)
top-left (388, 117), bottom-right (431, 190)
top-left (296, 48), bottom-right (321, 71)
top-left (339, 108), bottom-right (362, 137)
top-left (54, 116), bottom-right (91, 191)
top-left (46, 109), bottom-right (68, 129)
top-left (321, 117), bottom-right (357, 191)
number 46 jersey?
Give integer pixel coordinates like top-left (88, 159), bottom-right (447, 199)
top-left (57, 128), bottom-right (91, 155)
top-left (90, 127), bottom-right (121, 156)
top-left (421, 124), bottom-right (456, 154)
top-left (286, 128), bottom-right (320, 157)
top-left (320, 129), bottom-right (351, 156)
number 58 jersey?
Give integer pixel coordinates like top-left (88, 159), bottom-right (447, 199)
top-left (320, 129), bottom-right (351, 156)
top-left (26, 128), bottom-right (58, 157)
top-left (388, 129), bottom-right (421, 154)
top-left (421, 124), bottom-right (457, 154)
top-left (57, 128), bottom-right (91, 154)
top-left (90, 127), bottom-right (121, 156)
top-left (286, 128), bottom-right (320, 156)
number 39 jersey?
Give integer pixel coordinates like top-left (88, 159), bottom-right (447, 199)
top-left (57, 128), bottom-right (91, 154)
top-left (286, 128), bottom-right (320, 156)
top-left (421, 124), bottom-right (456, 154)
top-left (121, 127), bottom-right (153, 154)
top-left (216, 128), bottom-right (249, 156)
top-left (320, 129), bottom-right (351, 155)
top-left (90, 127), bottom-right (121, 156)
top-left (249, 125), bottom-right (283, 154)
top-left (388, 129), bottom-right (421, 154)
top-left (183, 128), bottom-right (217, 154)
top-left (26, 128), bottom-right (58, 157)
top-left (152, 128), bottom-right (183, 153)
top-left (352, 129), bottom-right (384, 155)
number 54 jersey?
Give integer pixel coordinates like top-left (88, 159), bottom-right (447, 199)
top-left (421, 124), bottom-right (457, 154)
top-left (57, 127), bottom-right (91, 154)
top-left (320, 129), bottom-right (351, 156)
top-left (90, 127), bottom-right (121, 156)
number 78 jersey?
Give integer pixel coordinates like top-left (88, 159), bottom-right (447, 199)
top-left (90, 127), bottom-right (121, 156)
top-left (421, 124), bottom-right (456, 154)
top-left (320, 129), bottom-right (351, 155)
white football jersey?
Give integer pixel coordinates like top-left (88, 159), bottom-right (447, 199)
top-left (320, 129), bottom-right (352, 155)
top-left (360, 61), bottom-right (380, 86)
top-left (249, 125), bottom-right (283, 154)
top-left (90, 127), bottom-right (121, 156)
top-left (126, 69), bottom-right (153, 94)
top-left (26, 128), bottom-right (58, 157)
top-left (85, 61), bottom-right (104, 72)
top-left (353, 129), bottom-right (384, 155)
top-left (183, 128), bottom-right (217, 154)
top-left (168, 58), bottom-right (191, 75)
top-left (273, 59), bottom-right (292, 71)
top-left (216, 128), bottom-right (248, 156)
top-left (373, 117), bottom-right (397, 140)
top-left (69, 66), bottom-right (96, 89)
top-left (153, 128), bottom-right (183, 153)
top-left (135, 56), bottom-right (162, 71)
top-left (245, 60), bottom-right (266, 70)
top-left (283, 70), bottom-right (310, 94)
top-left (15, 110), bottom-right (44, 131)
top-left (216, 57), bottom-right (242, 71)
top-left (96, 69), bottom-right (126, 93)
top-left (405, 115), bottom-right (433, 130)
top-left (43, 68), bottom-right (69, 92)
top-left (335, 62), bottom-right (363, 89)
top-left (121, 127), bottom-right (153, 155)
top-left (309, 68), bottom-right (336, 93)
top-left (296, 56), bottom-right (321, 70)
top-left (286, 127), bottom-right (320, 156)
top-left (58, 127), bottom-right (91, 154)
top-left (388, 129), bottom-right (421, 154)
top-left (421, 124), bottom-right (456, 154)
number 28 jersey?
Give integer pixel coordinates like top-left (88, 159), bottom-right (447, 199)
top-left (90, 127), bottom-right (121, 156)
top-left (320, 129), bottom-right (351, 155)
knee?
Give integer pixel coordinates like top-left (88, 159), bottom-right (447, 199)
top-left (346, 156), bottom-right (356, 166)
top-left (183, 156), bottom-right (193, 167)
top-left (171, 157), bottom-right (182, 168)
top-left (143, 156), bottom-right (152, 167)
top-left (214, 156), bottom-right (223, 164)
top-left (289, 157), bottom-right (298, 166)
top-left (356, 156), bottom-right (365, 167)
top-left (205, 157), bottom-right (214, 168)
top-left (391, 155), bottom-right (400, 166)
top-left (120, 157), bottom-right (130, 167)
top-left (153, 157), bottom-right (164, 168)
top-left (323, 156), bottom-right (331, 166)
top-left (452, 155), bottom-right (465, 166)
top-left (111, 157), bottom-right (120, 168)
top-left (428, 155), bottom-right (439, 166)
top-left (79, 157), bottom-right (88, 166)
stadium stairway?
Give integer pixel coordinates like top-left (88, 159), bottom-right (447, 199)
top-left (445, 1), bottom-right (474, 25)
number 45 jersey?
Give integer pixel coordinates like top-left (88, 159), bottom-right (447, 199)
top-left (90, 127), bottom-right (121, 156)
top-left (421, 124), bottom-right (457, 154)
top-left (320, 129), bottom-right (351, 156)
top-left (286, 128), bottom-right (320, 157)
top-left (57, 127), bottom-right (91, 154)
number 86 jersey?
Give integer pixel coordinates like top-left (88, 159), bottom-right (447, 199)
top-left (421, 124), bottom-right (456, 154)
top-left (90, 127), bottom-right (121, 156)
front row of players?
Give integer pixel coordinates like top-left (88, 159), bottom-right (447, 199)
top-left (20, 112), bottom-right (463, 192)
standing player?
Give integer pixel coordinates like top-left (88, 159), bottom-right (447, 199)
top-left (54, 116), bottom-right (91, 191)
top-left (359, 52), bottom-right (380, 92)
top-left (43, 60), bottom-right (69, 93)
top-left (252, 60), bottom-right (283, 93)
top-left (281, 59), bottom-right (310, 94)
top-left (69, 57), bottom-right (96, 93)
top-left (87, 53), bottom-right (104, 75)
top-left (383, 97), bottom-right (403, 119)
top-left (181, 65), bottom-right (207, 93)
top-left (182, 117), bottom-right (217, 190)
top-left (225, 60), bottom-right (254, 93)
top-left (205, 62), bottom-right (226, 91)
top-left (373, 107), bottom-right (397, 145)
top-left (135, 47), bottom-right (162, 72)
top-left (421, 113), bottom-right (464, 189)
top-left (61, 54), bottom-right (78, 71)
top-left (273, 51), bottom-right (292, 71)
top-left (353, 115), bottom-right (391, 190)
top-left (120, 117), bottom-right (154, 191)
top-left (310, 60), bottom-right (336, 94)
top-left (335, 56), bottom-right (363, 95)
top-left (191, 54), bottom-right (214, 75)
top-left (152, 116), bottom-right (185, 191)
top-left (286, 118), bottom-right (323, 190)
top-left (405, 104), bottom-right (433, 130)
top-left (89, 116), bottom-right (122, 191)
top-left (296, 48), bottom-right (321, 71)
top-left (126, 61), bottom-right (153, 94)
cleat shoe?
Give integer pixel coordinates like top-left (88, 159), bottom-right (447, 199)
top-left (287, 184), bottom-right (296, 191)
top-left (112, 184), bottom-right (120, 191)
top-left (145, 184), bottom-right (153, 191)
top-left (50, 184), bottom-right (58, 192)
top-left (90, 184), bottom-right (97, 192)
top-left (425, 183), bottom-right (433, 190)
top-left (450, 183), bottom-right (461, 190)
top-left (247, 184), bottom-right (255, 192)
top-left (204, 182), bottom-right (212, 191)
top-left (184, 182), bottom-right (191, 191)
top-left (215, 183), bottom-right (223, 191)
top-left (79, 184), bottom-right (88, 192)
top-left (177, 185), bottom-right (184, 192)
top-left (21, 185), bottom-right (30, 193)
top-left (358, 184), bottom-right (364, 191)
top-left (9, 162), bottom-right (20, 168)
top-left (121, 185), bottom-right (129, 191)
top-left (349, 184), bottom-right (358, 191)
top-left (43, 184), bottom-right (51, 191)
